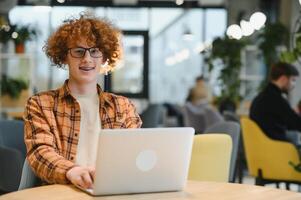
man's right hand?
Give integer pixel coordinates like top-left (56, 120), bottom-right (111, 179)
top-left (66, 166), bottom-right (95, 189)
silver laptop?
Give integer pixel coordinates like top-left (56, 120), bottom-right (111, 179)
top-left (82, 127), bottom-right (194, 196)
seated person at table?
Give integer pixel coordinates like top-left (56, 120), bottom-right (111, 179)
top-left (250, 62), bottom-right (301, 143)
top-left (23, 13), bottom-right (142, 189)
top-left (183, 76), bottom-right (224, 134)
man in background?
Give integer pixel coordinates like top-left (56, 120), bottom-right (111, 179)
top-left (250, 62), bottom-right (301, 143)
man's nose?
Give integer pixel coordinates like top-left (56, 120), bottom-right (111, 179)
top-left (82, 50), bottom-right (92, 61)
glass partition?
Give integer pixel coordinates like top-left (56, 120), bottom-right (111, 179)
top-left (108, 31), bottom-right (149, 98)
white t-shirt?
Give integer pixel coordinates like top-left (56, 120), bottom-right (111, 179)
top-left (73, 92), bottom-right (101, 167)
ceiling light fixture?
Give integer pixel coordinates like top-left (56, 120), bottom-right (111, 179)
top-left (182, 25), bottom-right (194, 41)
top-left (240, 20), bottom-right (254, 36)
top-left (175, 0), bottom-right (184, 6)
top-left (226, 24), bottom-right (242, 40)
top-left (249, 12), bottom-right (266, 30)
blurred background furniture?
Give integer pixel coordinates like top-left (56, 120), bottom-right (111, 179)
top-left (0, 120), bottom-right (26, 194)
top-left (204, 121), bottom-right (240, 183)
top-left (163, 103), bottom-right (184, 127)
top-left (182, 105), bottom-right (206, 134)
top-left (18, 159), bottom-right (42, 191)
top-left (188, 134), bottom-right (232, 182)
top-left (241, 117), bottom-right (301, 189)
top-left (221, 110), bottom-right (246, 183)
top-left (140, 104), bottom-right (165, 128)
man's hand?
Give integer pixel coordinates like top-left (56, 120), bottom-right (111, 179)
top-left (66, 166), bottom-right (95, 189)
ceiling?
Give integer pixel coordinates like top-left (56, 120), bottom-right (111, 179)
top-left (16, 0), bottom-right (226, 8)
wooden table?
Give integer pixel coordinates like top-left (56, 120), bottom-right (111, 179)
top-left (1, 181), bottom-right (301, 200)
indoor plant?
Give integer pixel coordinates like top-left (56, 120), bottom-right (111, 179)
top-left (11, 24), bottom-right (37, 53)
top-left (0, 75), bottom-right (29, 108)
top-left (205, 35), bottom-right (247, 110)
top-left (280, 26), bottom-right (301, 64)
top-left (0, 25), bottom-right (13, 45)
top-left (257, 23), bottom-right (289, 87)
top-left (1, 75), bottom-right (28, 99)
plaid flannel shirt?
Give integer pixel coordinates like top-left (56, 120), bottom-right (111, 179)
top-left (23, 80), bottom-right (142, 184)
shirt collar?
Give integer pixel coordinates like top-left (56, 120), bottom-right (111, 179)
top-left (269, 82), bottom-right (283, 94)
top-left (58, 79), bottom-right (114, 107)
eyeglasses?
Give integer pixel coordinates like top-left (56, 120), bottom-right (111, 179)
top-left (68, 47), bottom-right (103, 58)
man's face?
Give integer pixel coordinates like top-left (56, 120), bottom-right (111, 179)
top-left (65, 38), bottom-right (105, 85)
top-left (282, 76), bottom-right (297, 93)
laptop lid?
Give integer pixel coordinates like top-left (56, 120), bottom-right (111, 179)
top-left (91, 127), bottom-right (194, 196)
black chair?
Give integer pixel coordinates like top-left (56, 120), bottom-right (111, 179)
top-left (0, 120), bottom-right (26, 194)
top-left (140, 104), bottom-right (165, 128)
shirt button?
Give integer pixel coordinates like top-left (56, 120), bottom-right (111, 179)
top-left (75, 133), bottom-right (78, 137)
top-left (71, 157), bottom-right (74, 160)
top-left (76, 110), bottom-right (79, 113)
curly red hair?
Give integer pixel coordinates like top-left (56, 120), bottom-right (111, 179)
top-left (44, 13), bottom-right (121, 69)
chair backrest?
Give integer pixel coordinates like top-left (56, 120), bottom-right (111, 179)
top-left (0, 120), bottom-right (26, 194)
top-left (240, 117), bottom-right (274, 177)
top-left (222, 111), bottom-right (240, 123)
top-left (204, 121), bottom-right (240, 182)
top-left (0, 120), bottom-right (26, 156)
top-left (182, 106), bottom-right (206, 134)
top-left (240, 117), bottom-right (301, 181)
top-left (188, 134), bottom-right (232, 182)
top-left (182, 104), bottom-right (223, 134)
top-left (18, 159), bottom-right (42, 191)
top-left (140, 104), bottom-right (165, 128)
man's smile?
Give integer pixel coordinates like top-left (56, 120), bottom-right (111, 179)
top-left (79, 66), bottom-right (96, 71)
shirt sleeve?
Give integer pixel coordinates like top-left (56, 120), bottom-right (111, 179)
top-left (124, 98), bottom-right (142, 128)
top-left (23, 96), bottom-right (75, 184)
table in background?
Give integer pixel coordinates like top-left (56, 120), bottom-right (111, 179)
top-left (1, 181), bottom-right (301, 200)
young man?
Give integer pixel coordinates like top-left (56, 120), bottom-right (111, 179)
top-left (23, 14), bottom-right (142, 189)
top-left (250, 62), bottom-right (301, 142)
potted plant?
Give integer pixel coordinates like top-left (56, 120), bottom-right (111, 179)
top-left (11, 24), bottom-right (37, 53)
top-left (0, 75), bottom-right (29, 107)
top-left (257, 23), bottom-right (289, 87)
top-left (205, 36), bottom-right (247, 112)
top-left (0, 16), bottom-right (11, 44)
top-left (0, 25), bottom-right (12, 45)
top-left (280, 25), bottom-right (301, 64)
top-left (0, 20), bottom-right (14, 53)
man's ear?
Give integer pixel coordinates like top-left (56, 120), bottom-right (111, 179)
top-left (279, 75), bottom-right (288, 82)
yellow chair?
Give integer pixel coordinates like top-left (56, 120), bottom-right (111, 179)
top-left (188, 134), bottom-right (232, 182)
top-left (240, 117), bottom-right (301, 186)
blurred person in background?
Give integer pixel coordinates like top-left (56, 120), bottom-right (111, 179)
top-left (183, 76), bottom-right (224, 134)
top-left (250, 62), bottom-right (301, 144)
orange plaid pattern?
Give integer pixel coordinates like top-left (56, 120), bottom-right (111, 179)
top-left (24, 80), bottom-right (142, 184)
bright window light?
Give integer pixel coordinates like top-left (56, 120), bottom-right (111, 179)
top-left (33, 6), bottom-right (52, 12)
